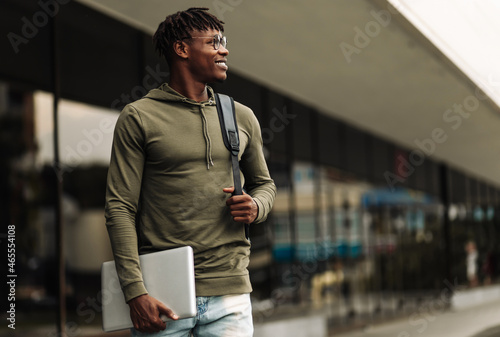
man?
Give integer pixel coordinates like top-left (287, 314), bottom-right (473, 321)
top-left (105, 7), bottom-right (276, 337)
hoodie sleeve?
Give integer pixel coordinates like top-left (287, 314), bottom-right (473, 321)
top-left (104, 105), bottom-right (148, 302)
top-left (238, 108), bottom-right (277, 224)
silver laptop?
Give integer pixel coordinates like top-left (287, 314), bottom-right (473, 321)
top-left (101, 246), bottom-right (197, 332)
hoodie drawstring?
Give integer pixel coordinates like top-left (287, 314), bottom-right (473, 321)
top-left (199, 105), bottom-right (214, 170)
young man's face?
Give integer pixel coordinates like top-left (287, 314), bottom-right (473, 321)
top-left (185, 29), bottom-right (229, 84)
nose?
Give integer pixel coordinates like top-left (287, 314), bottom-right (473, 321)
top-left (219, 45), bottom-right (229, 56)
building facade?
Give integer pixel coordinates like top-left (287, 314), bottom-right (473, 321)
top-left (1, 0), bottom-right (500, 334)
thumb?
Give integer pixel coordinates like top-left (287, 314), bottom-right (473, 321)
top-left (223, 186), bottom-right (235, 193)
top-left (157, 302), bottom-right (178, 320)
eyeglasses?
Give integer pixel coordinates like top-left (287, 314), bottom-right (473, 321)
top-left (181, 34), bottom-right (228, 50)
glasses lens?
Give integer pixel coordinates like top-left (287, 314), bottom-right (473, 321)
top-left (213, 35), bottom-right (220, 50)
top-left (213, 35), bottom-right (227, 50)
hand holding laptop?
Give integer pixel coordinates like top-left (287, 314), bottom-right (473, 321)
top-left (129, 294), bottom-right (179, 333)
top-left (101, 246), bottom-right (196, 332)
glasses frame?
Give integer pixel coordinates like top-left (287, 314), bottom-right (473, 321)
top-left (180, 34), bottom-right (227, 50)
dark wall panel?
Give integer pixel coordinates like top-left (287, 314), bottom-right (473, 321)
top-left (0, 1), bottom-right (52, 91)
top-left (141, 31), bottom-right (170, 97)
top-left (427, 161), bottom-right (440, 198)
top-left (450, 169), bottom-right (466, 203)
top-left (392, 146), bottom-right (429, 191)
top-left (469, 177), bottom-right (479, 205)
top-left (343, 125), bottom-right (367, 177)
top-left (478, 181), bottom-right (488, 205)
top-left (413, 157), bottom-right (427, 192)
top-left (291, 100), bottom-right (312, 162)
top-left (58, 2), bottom-right (142, 108)
top-left (264, 90), bottom-right (287, 155)
top-left (368, 135), bottom-right (392, 185)
top-left (215, 71), bottom-right (263, 121)
top-left (317, 112), bottom-right (341, 168)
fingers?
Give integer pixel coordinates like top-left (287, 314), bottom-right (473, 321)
top-left (223, 186), bottom-right (235, 193)
top-left (131, 309), bottom-right (165, 333)
top-left (228, 197), bottom-right (258, 223)
top-left (225, 191), bottom-right (251, 206)
top-left (223, 186), bottom-right (248, 198)
top-left (231, 213), bottom-right (254, 223)
top-left (223, 187), bottom-right (258, 223)
top-left (158, 302), bottom-right (179, 320)
top-left (129, 295), bottom-right (170, 333)
top-left (226, 193), bottom-right (251, 205)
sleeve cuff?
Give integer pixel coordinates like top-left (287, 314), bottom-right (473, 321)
top-left (124, 281), bottom-right (148, 303)
top-left (253, 197), bottom-right (266, 224)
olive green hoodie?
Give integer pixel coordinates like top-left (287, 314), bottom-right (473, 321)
top-left (105, 84), bottom-right (276, 302)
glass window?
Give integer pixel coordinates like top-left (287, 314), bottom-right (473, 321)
top-left (1, 85), bottom-right (120, 333)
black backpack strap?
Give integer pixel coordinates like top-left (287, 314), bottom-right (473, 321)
top-left (215, 93), bottom-right (249, 239)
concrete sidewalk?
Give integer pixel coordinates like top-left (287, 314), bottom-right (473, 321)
top-left (253, 285), bottom-right (500, 337)
top-left (332, 298), bottom-right (500, 337)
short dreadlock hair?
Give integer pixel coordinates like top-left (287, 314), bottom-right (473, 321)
top-left (153, 7), bottom-right (225, 65)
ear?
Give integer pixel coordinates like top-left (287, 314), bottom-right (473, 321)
top-left (173, 40), bottom-right (189, 60)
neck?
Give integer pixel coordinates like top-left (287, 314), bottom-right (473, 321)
top-left (169, 71), bottom-right (208, 102)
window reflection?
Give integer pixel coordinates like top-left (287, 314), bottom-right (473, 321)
top-left (1, 84), bottom-right (119, 330)
top-left (261, 160), bottom-right (449, 323)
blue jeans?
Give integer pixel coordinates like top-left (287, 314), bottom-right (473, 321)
top-left (131, 294), bottom-right (253, 337)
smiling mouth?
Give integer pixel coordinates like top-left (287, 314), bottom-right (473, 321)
top-left (215, 60), bottom-right (228, 69)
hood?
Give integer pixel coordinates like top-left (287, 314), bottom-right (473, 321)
top-left (144, 83), bottom-right (216, 105)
